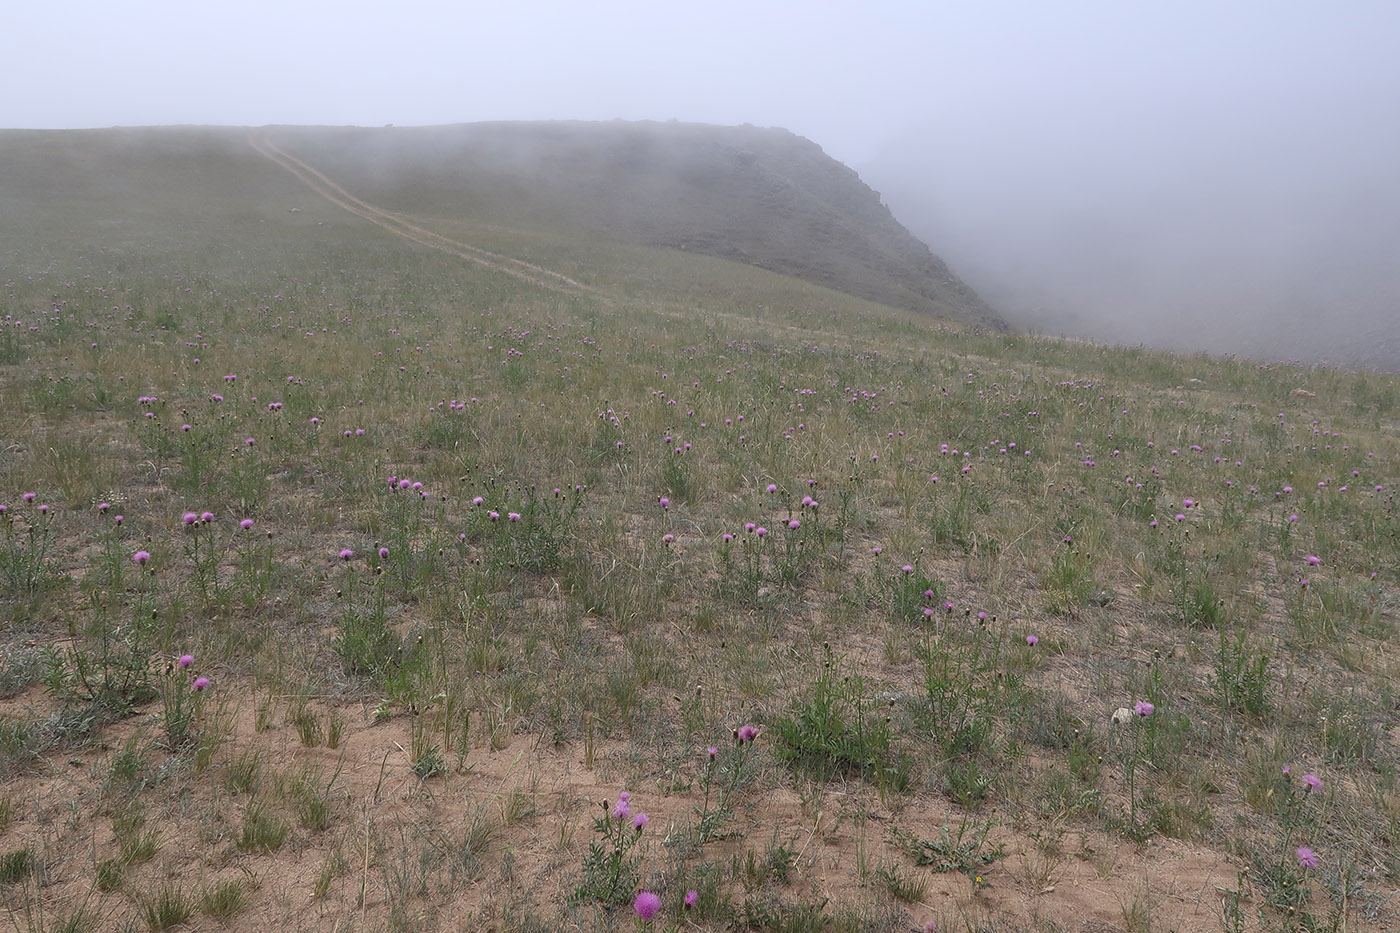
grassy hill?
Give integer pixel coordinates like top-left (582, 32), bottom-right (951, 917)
top-left (0, 122), bottom-right (1002, 330)
top-left (0, 124), bottom-right (1397, 933)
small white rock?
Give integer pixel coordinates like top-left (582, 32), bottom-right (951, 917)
top-left (1111, 707), bottom-right (1133, 725)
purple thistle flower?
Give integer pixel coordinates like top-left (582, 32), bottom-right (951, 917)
top-left (1297, 846), bottom-right (1318, 869)
top-left (633, 812), bottom-right (649, 831)
top-left (378, 547), bottom-right (390, 560)
top-left (1026, 635), bottom-right (1039, 646)
top-left (192, 676), bottom-right (210, 691)
top-left (200, 511), bottom-right (215, 523)
top-left (684, 889), bottom-right (698, 909)
top-left (634, 891), bottom-right (661, 921)
top-left (178, 654), bottom-right (194, 669)
top-left (1302, 773), bottom-right (1322, 793)
top-left (240, 518), bottom-right (254, 530)
top-left (132, 550), bottom-right (150, 565)
top-left (183, 512), bottom-right (198, 525)
top-left (1134, 701), bottom-right (1155, 717)
top-left (339, 548), bottom-right (354, 561)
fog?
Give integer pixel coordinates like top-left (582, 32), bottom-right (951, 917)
top-left (4, 0), bottom-right (1399, 366)
top-left (861, 92), bottom-right (1400, 368)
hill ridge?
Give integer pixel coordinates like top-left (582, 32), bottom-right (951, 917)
top-left (261, 120), bottom-right (1005, 328)
top-left (0, 120), bottom-right (1003, 329)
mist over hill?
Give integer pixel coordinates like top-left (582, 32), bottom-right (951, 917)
top-left (860, 102), bottom-right (1400, 371)
top-left (0, 122), bottom-right (1003, 331)
top-left (260, 121), bottom-right (1003, 329)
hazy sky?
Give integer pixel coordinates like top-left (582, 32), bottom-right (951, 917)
top-left (7, 1), bottom-right (1399, 363)
top-left (6, 1), bottom-right (1397, 164)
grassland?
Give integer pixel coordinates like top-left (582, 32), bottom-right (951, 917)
top-left (0, 125), bottom-right (1398, 933)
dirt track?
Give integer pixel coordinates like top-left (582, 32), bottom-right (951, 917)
top-left (250, 136), bottom-right (600, 299)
